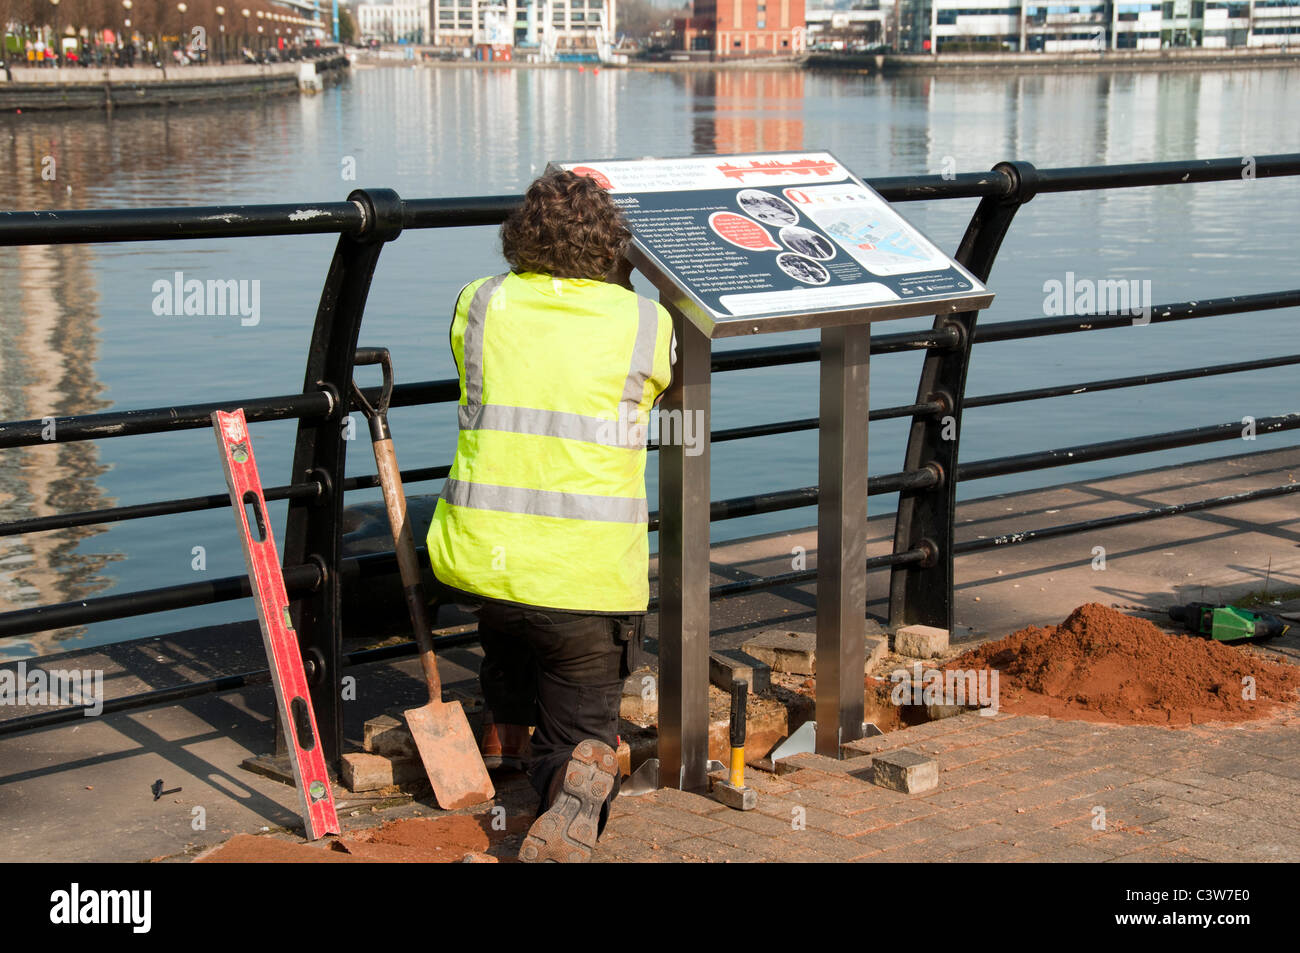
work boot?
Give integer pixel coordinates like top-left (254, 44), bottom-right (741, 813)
top-left (518, 739), bottom-right (618, 863)
top-left (478, 720), bottom-right (532, 772)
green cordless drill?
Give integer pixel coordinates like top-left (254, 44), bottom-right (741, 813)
top-left (1168, 603), bottom-right (1292, 643)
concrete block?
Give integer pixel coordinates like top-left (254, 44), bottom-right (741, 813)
top-left (871, 749), bottom-right (939, 794)
top-left (741, 629), bottom-right (816, 675)
top-left (363, 714), bottom-right (417, 760)
top-left (710, 780), bottom-right (757, 811)
top-left (621, 667), bottom-right (658, 724)
top-left (709, 649), bottom-right (771, 694)
top-left (894, 624), bottom-right (949, 659)
top-left (341, 751), bottom-right (426, 793)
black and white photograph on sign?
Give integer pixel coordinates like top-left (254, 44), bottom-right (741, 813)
top-left (776, 252), bottom-right (830, 285)
top-left (736, 189), bottom-right (799, 226)
top-left (779, 225), bottom-right (836, 261)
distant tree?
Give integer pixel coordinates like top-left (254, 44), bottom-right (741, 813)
top-left (338, 5), bottom-right (356, 43)
top-left (617, 0), bottom-right (671, 40)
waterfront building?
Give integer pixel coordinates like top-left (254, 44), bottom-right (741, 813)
top-left (356, 0), bottom-right (431, 42)
top-left (430, 0), bottom-right (615, 54)
top-left (930, 0), bottom-right (1023, 50)
top-left (805, 0), bottom-right (889, 49)
top-left (673, 0), bottom-right (808, 56)
top-left (896, 0), bottom-right (1297, 51)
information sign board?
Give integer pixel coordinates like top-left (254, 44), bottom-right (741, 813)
top-left (553, 151), bottom-right (994, 337)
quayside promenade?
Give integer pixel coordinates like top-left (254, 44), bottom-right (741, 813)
top-left (2, 446), bottom-right (1295, 863)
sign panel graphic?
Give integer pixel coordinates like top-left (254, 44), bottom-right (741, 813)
top-left (553, 152), bottom-right (993, 337)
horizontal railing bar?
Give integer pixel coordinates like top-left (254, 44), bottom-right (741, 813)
top-left (0, 480), bottom-right (322, 538)
top-left (972, 289), bottom-right (1300, 344)
top-left (958, 412), bottom-right (1300, 482)
top-left (867, 170), bottom-right (1011, 202)
top-left (0, 391), bottom-right (333, 450)
top-left (657, 402), bottom-right (943, 451)
top-left (1031, 153), bottom-right (1300, 194)
top-left (0, 563), bottom-right (323, 639)
top-left (965, 353), bottom-right (1300, 409)
top-left (712, 325), bottom-right (961, 374)
top-left (647, 467), bottom-right (939, 532)
top-left (0, 329), bottom-right (948, 451)
top-left (6, 155), bottom-right (1295, 247)
top-left (400, 195), bottom-right (525, 228)
top-left (7, 406), bottom-right (947, 537)
top-left (954, 482), bottom-right (1300, 554)
top-left (0, 201), bottom-right (365, 246)
top-left (688, 547), bottom-right (931, 604)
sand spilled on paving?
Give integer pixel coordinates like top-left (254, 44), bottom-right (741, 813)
top-left (196, 812), bottom-right (533, 863)
top-left (946, 603), bottom-right (1300, 726)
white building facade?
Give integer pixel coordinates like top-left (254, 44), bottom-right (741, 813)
top-left (357, 0), bottom-right (431, 42)
top-left (904, 0), bottom-right (1298, 50)
top-left (431, 0), bottom-right (615, 52)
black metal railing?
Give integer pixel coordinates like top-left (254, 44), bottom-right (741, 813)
top-left (2, 153), bottom-right (1299, 755)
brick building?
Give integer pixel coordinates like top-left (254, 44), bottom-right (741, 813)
top-left (676, 0), bottom-right (807, 56)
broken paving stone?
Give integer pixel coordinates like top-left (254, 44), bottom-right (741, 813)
top-left (709, 649), bottom-right (771, 694)
top-left (341, 751), bottom-right (426, 793)
top-left (363, 714), bottom-right (418, 760)
top-left (742, 630), bottom-right (816, 675)
top-left (871, 749), bottom-right (939, 794)
top-left (621, 667), bottom-right (658, 724)
top-left (894, 624), bottom-right (949, 659)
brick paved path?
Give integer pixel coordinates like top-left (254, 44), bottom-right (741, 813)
top-left (593, 708), bottom-right (1300, 862)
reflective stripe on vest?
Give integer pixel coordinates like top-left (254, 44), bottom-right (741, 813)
top-left (458, 280), bottom-right (659, 451)
top-left (441, 478), bottom-right (649, 524)
top-left (444, 278), bottom-right (659, 528)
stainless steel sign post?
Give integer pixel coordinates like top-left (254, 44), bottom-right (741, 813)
top-left (557, 153), bottom-right (994, 787)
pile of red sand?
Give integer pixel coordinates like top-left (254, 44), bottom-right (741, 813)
top-left (946, 602), bottom-right (1300, 726)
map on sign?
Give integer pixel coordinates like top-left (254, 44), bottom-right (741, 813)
top-left (550, 152), bottom-right (992, 338)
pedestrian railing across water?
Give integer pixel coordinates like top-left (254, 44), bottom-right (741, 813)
top-left (1, 155), bottom-right (1299, 763)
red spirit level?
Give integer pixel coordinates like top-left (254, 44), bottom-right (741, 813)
top-left (212, 409), bottom-right (340, 841)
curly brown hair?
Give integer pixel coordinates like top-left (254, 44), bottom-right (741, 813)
top-left (500, 170), bottom-right (631, 281)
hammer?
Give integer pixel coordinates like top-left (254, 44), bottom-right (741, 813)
top-left (711, 679), bottom-right (756, 811)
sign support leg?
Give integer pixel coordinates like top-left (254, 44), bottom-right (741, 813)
top-left (816, 323), bottom-right (869, 757)
top-left (657, 305), bottom-right (712, 792)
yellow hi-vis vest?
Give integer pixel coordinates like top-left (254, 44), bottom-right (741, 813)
top-left (427, 271), bottom-right (674, 614)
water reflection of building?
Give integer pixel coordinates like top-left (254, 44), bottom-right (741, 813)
top-left (0, 120), bottom-right (118, 660)
top-left (688, 71), bottom-right (805, 155)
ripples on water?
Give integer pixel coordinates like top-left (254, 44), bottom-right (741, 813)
top-left (1, 65), bottom-right (1297, 656)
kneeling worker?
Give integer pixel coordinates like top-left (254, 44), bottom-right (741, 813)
top-left (426, 169), bottom-right (674, 862)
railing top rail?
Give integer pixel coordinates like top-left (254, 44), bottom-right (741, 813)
top-left (3, 153), bottom-right (1298, 247)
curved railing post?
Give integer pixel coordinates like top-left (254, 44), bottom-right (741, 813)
top-left (280, 188), bottom-right (405, 770)
top-left (888, 161), bottom-right (1040, 634)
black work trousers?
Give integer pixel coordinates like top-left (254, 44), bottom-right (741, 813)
top-left (476, 602), bottom-right (639, 809)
